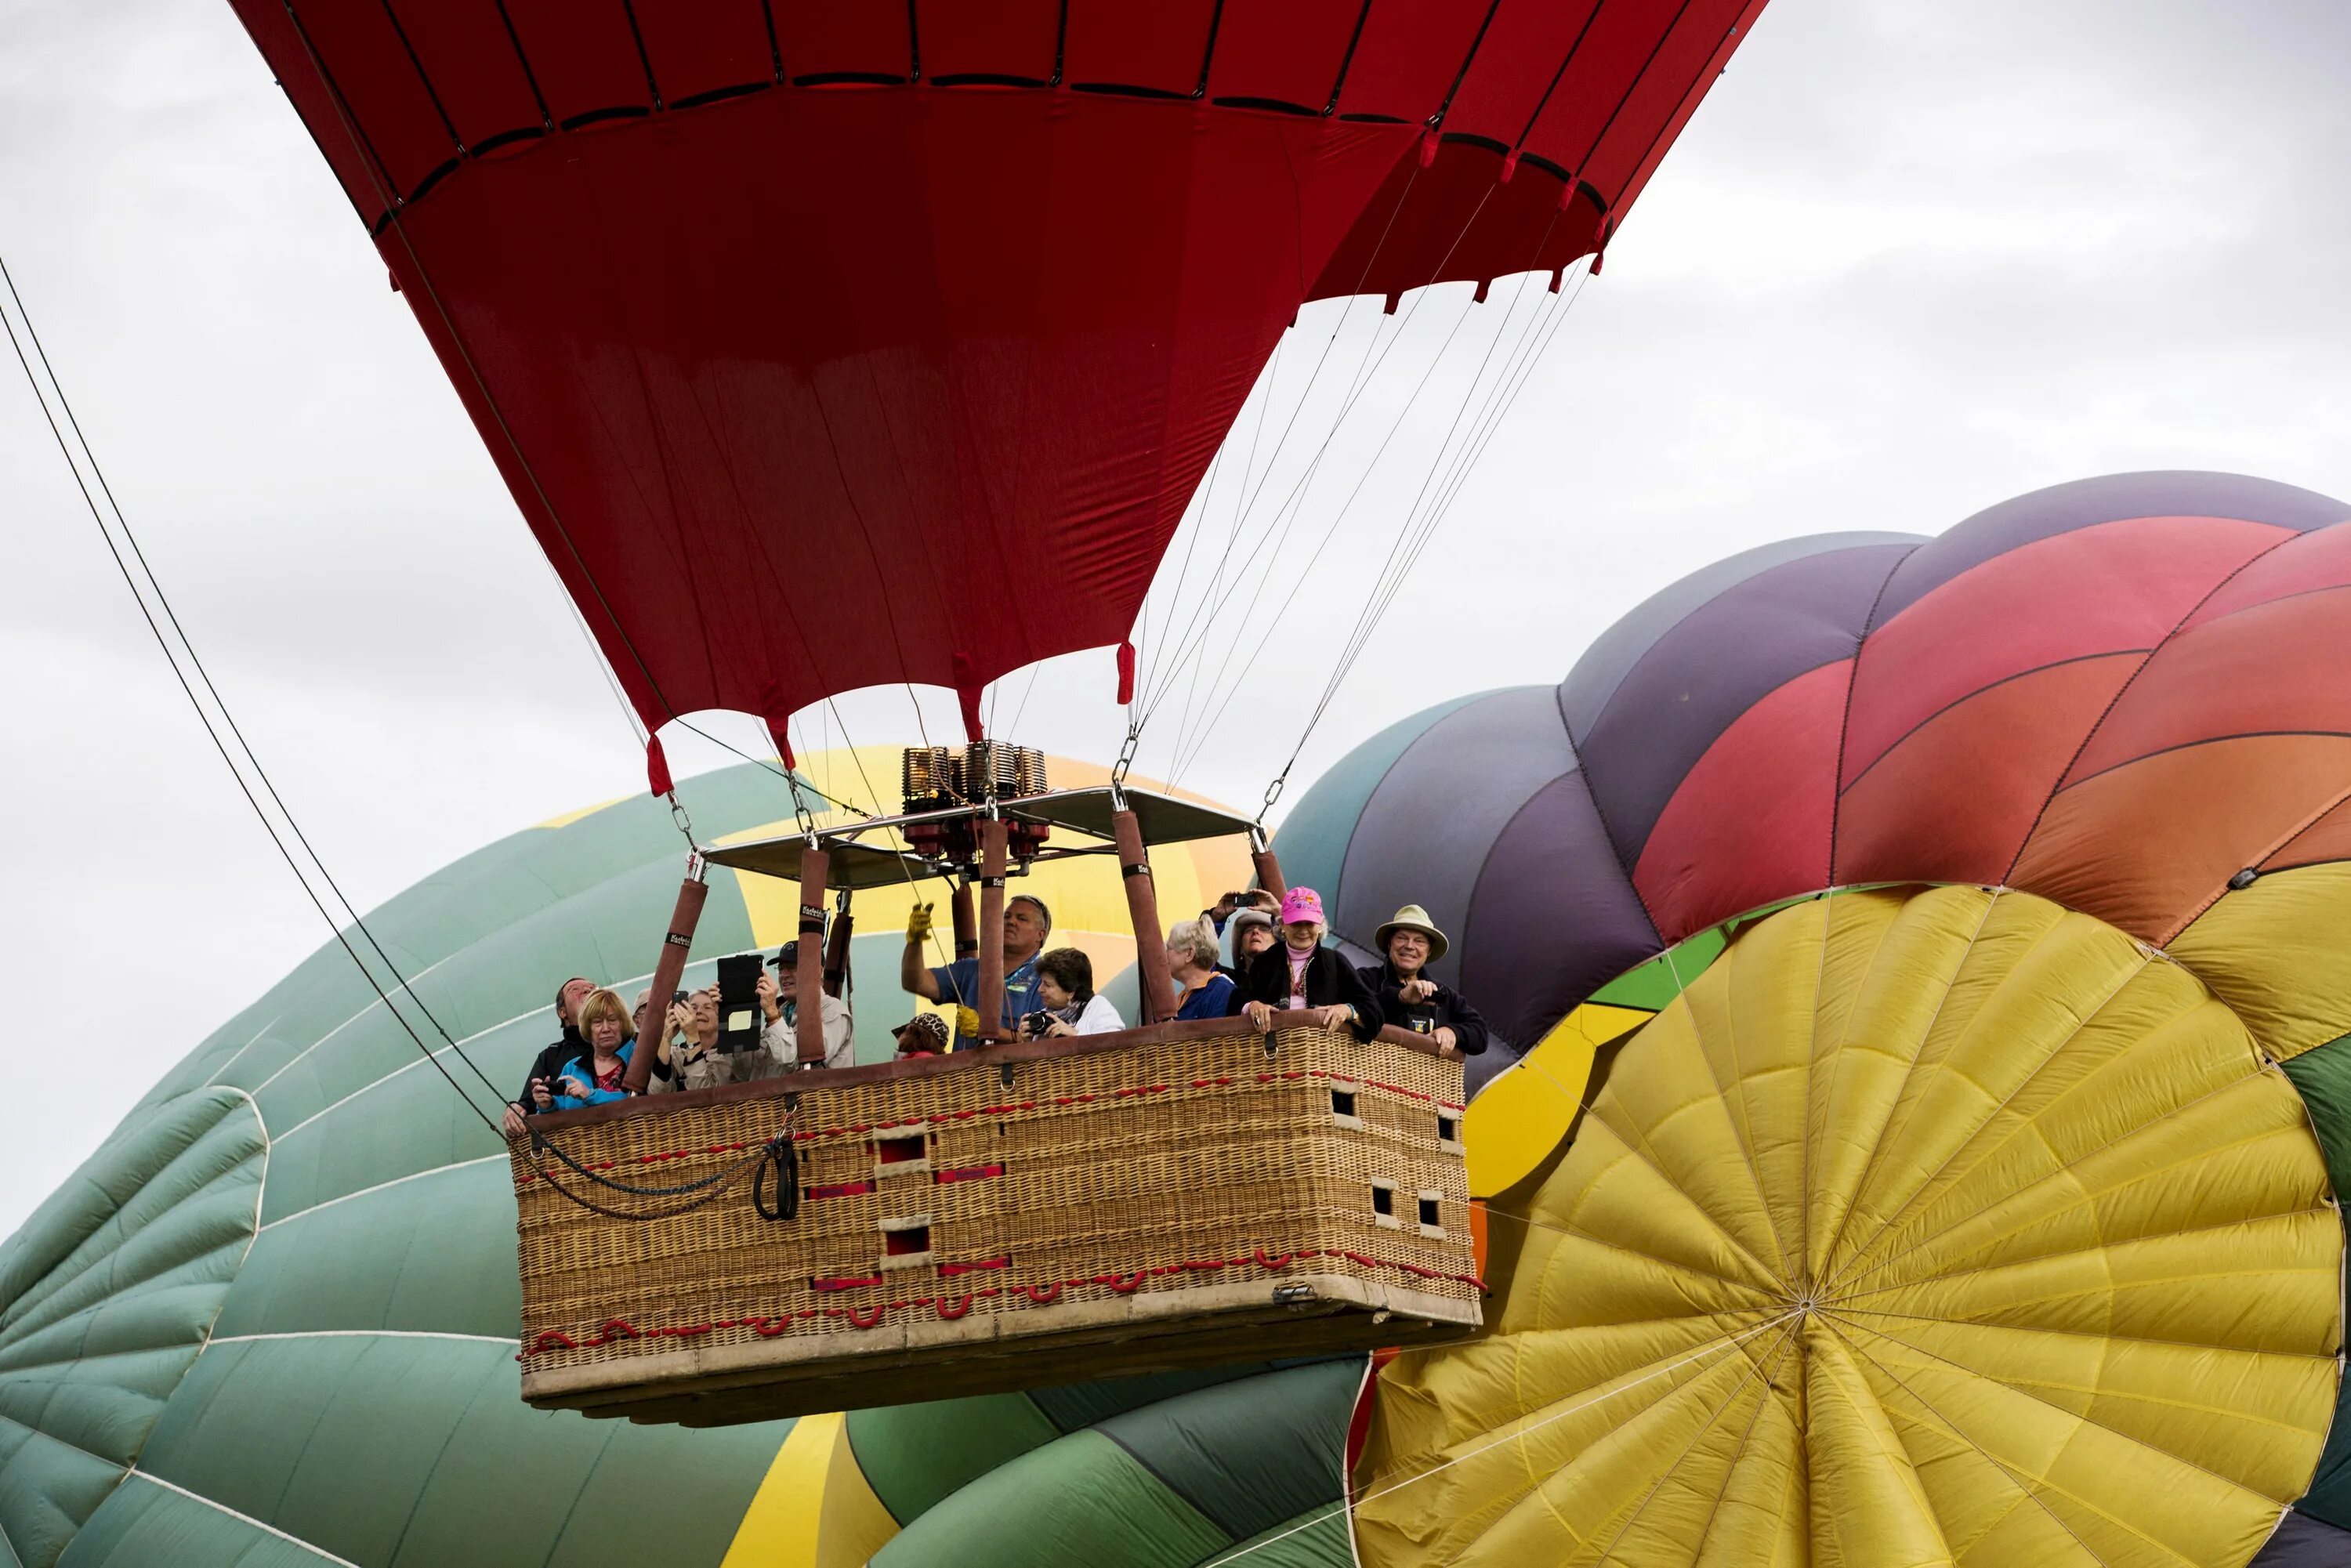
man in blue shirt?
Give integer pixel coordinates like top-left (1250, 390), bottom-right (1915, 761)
top-left (900, 892), bottom-right (1052, 1048)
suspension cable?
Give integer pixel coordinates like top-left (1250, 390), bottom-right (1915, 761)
top-left (0, 250), bottom-right (509, 1126)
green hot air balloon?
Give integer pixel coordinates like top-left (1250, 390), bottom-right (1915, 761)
top-left (0, 755), bottom-right (1360, 1568)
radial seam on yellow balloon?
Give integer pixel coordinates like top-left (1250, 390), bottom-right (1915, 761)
top-left (1816, 1315), bottom-right (2113, 1567)
top-left (1585, 1094), bottom-right (1786, 1294)
top-left (1824, 1045), bottom-right (2262, 1300)
top-left (1835, 1200), bottom-right (2341, 1315)
top-left (1458, 1307), bottom-right (1787, 1552)
top-left (1683, 931), bottom-right (1787, 1288)
top-left (1679, 1321), bottom-right (1803, 1566)
top-left (1830, 1302), bottom-right (2341, 1371)
top-left (1813, 908), bottom-right (2153, 1287)
top-left (1817, 912), bottom-right (2151, 1298)
top-left (1828, 1314), bottom-right (2239, 1567)
top-left (1808, 888), bottom-right (2004, 1284)
top-left (1829, 1306), bottom-right (2334, 1444)
top-left (1483, 1200), bottom-right (1780, 1307)
top-left (1832, 1095), bottom-right (2298, 1301)
top-left (1795, 889), bottom-right (1840, 1290)
top-left (1238, 1313), bottom-right (1798, 1568)
top-left (1678, 934), bottom-right (1797, 1282)
top-left (1583, 1314), bottom-right (1806, 1566)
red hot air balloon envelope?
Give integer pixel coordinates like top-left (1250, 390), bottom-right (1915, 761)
top-left (223, 0), bottom-right (1766, 751)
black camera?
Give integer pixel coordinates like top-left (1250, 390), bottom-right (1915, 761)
top-left (1020, 1010), bottom-right (1055, 1038)
top-left (715, 954), bottom-right (766, 1053)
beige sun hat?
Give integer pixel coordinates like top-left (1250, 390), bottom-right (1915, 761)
top-left (1374, 904), bottom-right (1448, 964)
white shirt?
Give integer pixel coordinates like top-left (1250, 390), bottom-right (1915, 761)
top-left (1071, 993), bottom-right (1125, 1036)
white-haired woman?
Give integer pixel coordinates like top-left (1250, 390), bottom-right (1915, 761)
top-left (1166, 918), bottom-right (1234, 1020)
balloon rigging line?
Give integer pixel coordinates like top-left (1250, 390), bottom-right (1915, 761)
top-left (1172, 241), bottom-right (1572, 788)
top-left (1139, 267), bottom-right (1458, 755)
top-left (1132, 158), bottom-right (1426, 715)
top-left (1197, 1309), bottom-right (1804, 1568)
top-left (1134, 255), bottom-right (1440, 735)
top-left (1312, 245), bottom-right (1588, 712)
top-left (0, 249), bottom-right (509, 1128)
top-left (1132, 168), bottom-right (1462, 737)
top-left (1172, 213), bottom-right (1577, 790)
top-left (821, 700), bottom-right (958, 979)
top-left (1237, 249), bottom-right (1593, 798)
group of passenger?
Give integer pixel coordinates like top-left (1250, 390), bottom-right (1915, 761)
top-left (506, 878), bottom-right (1484, 1135)
top-left (499, 943), bottom-right (856, 1136)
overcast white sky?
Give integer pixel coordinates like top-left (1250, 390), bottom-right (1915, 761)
top-left (2, 1), bottom-right (2346, 1237)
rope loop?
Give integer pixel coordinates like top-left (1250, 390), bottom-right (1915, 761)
top-left (752, 1128), bottom-right (802, 1223)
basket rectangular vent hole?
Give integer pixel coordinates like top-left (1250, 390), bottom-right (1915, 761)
top-left (1418, 1191), bottom-right (1444, 1238)
top-left (1331, 1085), bottom-right (1363, 1130)
top-left (1436, 1114), bottom-right (1459, 1143)
top-left (1371, 1178), bottom-right (1399, 1229)
top-left (880, 1215), bottom-right (933, 1270)
top-left (874, 1133), bottom-right (930, 1175)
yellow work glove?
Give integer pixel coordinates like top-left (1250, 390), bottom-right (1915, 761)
top-left (955, 1005), bottom-right (982, 1041)
top-left (906, 901), bottom-right (934, 943)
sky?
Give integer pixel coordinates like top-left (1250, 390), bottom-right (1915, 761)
top-left (2, 0), bottom-right (2347, 1237)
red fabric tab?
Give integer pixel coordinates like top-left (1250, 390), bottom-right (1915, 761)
top-left (1116, 640), bottom-right (1136, 706)
top-left (646, 734), bottom-right (674, 797)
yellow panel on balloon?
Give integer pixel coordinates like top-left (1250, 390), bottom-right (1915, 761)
top-left (1462, 1001), bottom-right (1654, 1198)
top-left (2172, 860), bottom-right (2351, 1063)
top-left (1355, 885), bottom-right (2342, 1568)
top-left (723, 1410), bottom-right (900, 1568)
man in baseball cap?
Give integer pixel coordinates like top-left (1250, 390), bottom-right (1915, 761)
top-left (755, 940), bottom-right (855, 1070)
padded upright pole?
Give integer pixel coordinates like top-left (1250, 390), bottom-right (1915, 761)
top-left (1114, 809), bottom-right (1174, 1024)
top-left (623, 860), bottom-right (708, 1093)
top-left (976, 819), bottom-right (1010, 1043)
top-left (1252, 842), bottom-right (1288, 903)
top-left (951, 881), bottom-right (979, 959)
top-left (795, 849), bottom-right (829, 1064)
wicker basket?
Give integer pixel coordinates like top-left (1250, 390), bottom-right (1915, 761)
top-left (512, 1016), bottom-right (1480, 1425)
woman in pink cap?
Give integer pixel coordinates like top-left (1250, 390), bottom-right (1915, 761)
top-left (1225, 886), bottom-right (1382, 1041)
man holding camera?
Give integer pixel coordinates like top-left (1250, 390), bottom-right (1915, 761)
top-left (502, 975), bottom-right (595, 1137)
top-left (900, 893), bottom-right (1052, 1048)
top-left (757, 942), bottom-right (854, 1070)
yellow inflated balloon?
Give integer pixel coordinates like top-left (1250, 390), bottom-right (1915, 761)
top-left (1462, 1002), bottom-right (1653, 1198)
top-left (1357, 885), bottom-right (2343, 1568)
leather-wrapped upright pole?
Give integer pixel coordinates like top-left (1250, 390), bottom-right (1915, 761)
top-left (622, 856), bottom-right (708, 1093)
top-left (795, 849), bottom-right (829, 1064)
top-left (1252, 838), bottom-right (1288, 903)
top-left (1114, 809), bottom-right (1174, 1024)
top-left (976, 818), bottom-right (1009, 1042)
top-left (951, 880), bottom-right (978, 959)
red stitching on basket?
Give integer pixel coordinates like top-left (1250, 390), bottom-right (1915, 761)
top-left (518, 1243), bottom-right (1480, 1356)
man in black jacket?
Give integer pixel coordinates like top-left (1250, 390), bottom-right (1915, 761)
top-left (502, 976), bottom-right (595, 1137)
top-left (1357, 905), bottom-right (1487, 1058)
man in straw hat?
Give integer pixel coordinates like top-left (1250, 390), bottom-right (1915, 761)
top-left (1357, 904), bottom-right (1487, 1059)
